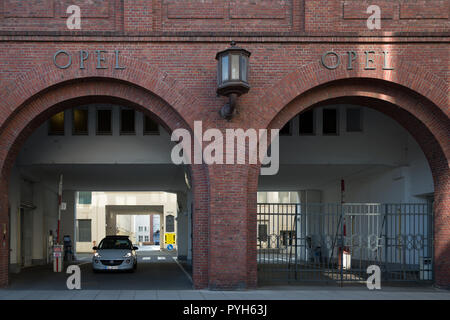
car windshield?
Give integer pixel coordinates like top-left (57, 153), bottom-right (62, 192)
top-left (98, 238), bottom-right (132, 250)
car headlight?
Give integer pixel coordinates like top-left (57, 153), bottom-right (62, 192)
top-left (123, 252), bottom-right (132, 258)
top-left (94, 252), bottom-right (101, 258)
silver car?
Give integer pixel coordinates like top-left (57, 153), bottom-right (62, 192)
top-left (92, 236), bottom-right (138, 272)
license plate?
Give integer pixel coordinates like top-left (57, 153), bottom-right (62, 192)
top-left (106, 266), bottom-right (118, 270)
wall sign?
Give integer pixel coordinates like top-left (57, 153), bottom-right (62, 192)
top-left (165, 215), bottom-right (175, 233)
top-left (321, 51), bottom-right (394, 70)
top-left (165, 233), bottom-right (176, 246)
top-left (53, 49), bottom-right (126, 70)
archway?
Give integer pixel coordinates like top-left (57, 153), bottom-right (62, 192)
top-left (0, 70), bottom-right (209, 289)
top-left (250, 76), bottom-right (449, 288)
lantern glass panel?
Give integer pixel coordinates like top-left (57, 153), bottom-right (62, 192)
top-left (221, 55), bottom-right (229, 82)
top-left (241, 56), bottom-right (247, 82)
top-left (231, 54), bottom-right (240, 80)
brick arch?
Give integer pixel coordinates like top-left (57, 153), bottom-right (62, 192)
top-left (256, 59), bottom-right (449, 127)
top-left (266, 79), bottom-right (449, 162)
top-left (0, 54), bottom-right (200, 129)
top-left (249, 77), bottom-right (450, 288)
top-left (0, 78), bottom-right (210, 289)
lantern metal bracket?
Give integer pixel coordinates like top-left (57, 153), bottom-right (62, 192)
top-left (216, 41), bottom-right (251, 121)
top-left (219, 93), bottom-right (237, 121)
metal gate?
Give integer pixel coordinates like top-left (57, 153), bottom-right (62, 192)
top-left (257, 203), bottom-right (433, 285)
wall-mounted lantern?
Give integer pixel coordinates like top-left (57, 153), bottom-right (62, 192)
top-left (216, 41), bottom-right (251, 120)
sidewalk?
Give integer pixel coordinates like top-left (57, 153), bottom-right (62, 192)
top-left (1, 286), bottom-right (449, 300)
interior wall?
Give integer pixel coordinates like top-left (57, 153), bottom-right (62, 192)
top-left (406, 135), bottom-right (434, 200)
top-left (278, 105), bottom-right (409, 166)
top-left (60, 190), bottom-right (76, 253)
top-left (260, 104), bottom-right (434, 204)
top-left (322, 167), bottom-right (407, 203)
top-left (8, 165), bottom-right (59, 272)
top-left (17, 104), bottom-right (175, 166)
top-left (321, 134), bottom-right (433, 204)
top-left (8, 165), bottom-right (20, 272)
top-left (176, 191), bottom-right (189, 261)
top-left (42, 185), bottom-right (58, 263)
top-left (31, 182), bottom-right (44, 265)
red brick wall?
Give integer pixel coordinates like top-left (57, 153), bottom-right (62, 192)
top-left (0, 0), bottom-right (123, 32)
top-left (311, 0), bottom-right (450, 33)
top-left (0, 0), bottom-right (448, 290)
top-left (1, 1), bottom-right (448, 34)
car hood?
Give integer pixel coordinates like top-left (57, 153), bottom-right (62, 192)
top-left (95, 249), bottom-right (132, 259)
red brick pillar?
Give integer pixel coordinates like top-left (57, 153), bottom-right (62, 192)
top-left (246, 165), bottom-right (259, 288)
top-left (207, 165), bottom-right (257, 289)
top-left (434, 166), bottom-right (450, 289)
top-left (191, 165), bottom-right (210, 289)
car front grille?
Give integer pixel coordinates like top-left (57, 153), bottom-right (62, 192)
top-left (100, 260), bottom-right (123, 266)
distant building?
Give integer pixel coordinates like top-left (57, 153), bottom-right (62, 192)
top-left (75, 191), bottom-right (177, 252)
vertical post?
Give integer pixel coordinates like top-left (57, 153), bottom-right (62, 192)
top-left (57, 174), bottom-right (63, 244)
top-left (56, 174), bottom-right (63, 273)
top-left (428, 201), bottom-right (434, 281)
top-left (384, 205), bottom-right (388, 278)
top-left (340, 203), bottom-right (344, 286)
top-left (340, 179), bottom-right (345, 286)
top-left (398, 206), bottom-right (404, 279)
top-left (294, 204), bottom-right (298, 280)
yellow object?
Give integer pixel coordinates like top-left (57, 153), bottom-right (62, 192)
top-left (165, 233), bottom-right (176, 245)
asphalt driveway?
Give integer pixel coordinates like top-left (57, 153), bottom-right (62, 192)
top-left (7, 249), bottom-right (192, 290)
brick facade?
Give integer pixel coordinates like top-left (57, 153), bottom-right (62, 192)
top-left (0, 0), bottom-right (448, 289)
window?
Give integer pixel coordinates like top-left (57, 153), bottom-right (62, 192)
top-left (144, 116), bottom-right (159, 135)
top-left (231, 55), bottom-right (239, 80)
top-left (96, 109), bottom-right (112, 135)
top-left (221, 55), bottom-right (229, 81)
top-left (120, 109), bottom-right (135, 134)
top-left (279, 120), bottom-right (292, 136)
top-left (78, 191), bottom-right (92, 205)
top-left (144, 236), bottom-right (149, 242)
top-left (258, 224), bottom-right (268, 242)
top-left (138, 226), bottom-right (143, 232)
top-left (346, 108), bottom-right (362, 132)
top-left (241, 56), bottom-right (247, 82)
top-left (280, 230), bottom-right (295, 246)
top-left (73, 108), bottom-right (88, 135)
top-left (98, 238), bottom-right (132, 249)
top-left (279, 192), bottom-right (290, 203)
top-left (48, 112), bottom-right (65, 135)
top-left (299, 110), bottom-right (315, 135)
top-left (257, 192), bottom-right (268, 203)
top-left (289, 192), bottom-right (299, 203)
top-left (77, 220), bottom-right (91, 242)
top-left (323, 109), bottom-right (339, 135)
top-left (166, 215), bottom-right (175, 233)
top-left (138, 236), bottom-right (143, 242)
